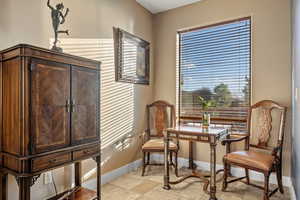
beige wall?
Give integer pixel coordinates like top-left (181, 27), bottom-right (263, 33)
top-left (0, 0), bottom-right (293, 198)
top-left (0, 0), bottom-right (153, 199)
top-left (153, 0), bottom-right (292, 176)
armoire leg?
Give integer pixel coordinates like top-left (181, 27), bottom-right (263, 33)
top-left (0, 172), bottom-right (8, 200)
top-left (96, 156), bottom-right (101, 199)
top-left (75, 162), bottom-right (82, 187)
top-left (18, 177), bottom-right (32, 200)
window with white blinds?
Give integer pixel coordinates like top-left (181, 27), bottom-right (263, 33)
top-left (177, 17), bottom-right (251, 132)
top-left (54, 39), bottom-right (134, 149)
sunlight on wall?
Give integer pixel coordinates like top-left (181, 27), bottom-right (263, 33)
top-left (54, 38), bottom-right (135, 149)
top-left (49, 38), bottom-right (138, 186)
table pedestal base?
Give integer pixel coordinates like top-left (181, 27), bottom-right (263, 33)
top-left (163, 125), bottom-right (229, 200)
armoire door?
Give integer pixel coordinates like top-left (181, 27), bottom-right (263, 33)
top-left (30, 58), bottom-right (71, 153)
top-left (71, 66), bottom-right (99, 145)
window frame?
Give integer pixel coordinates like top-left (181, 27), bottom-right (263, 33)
top-left (177, 16), bottom-right (252, 124)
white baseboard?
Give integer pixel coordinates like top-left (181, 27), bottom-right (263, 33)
top-left (84, 153), bottom-right (295, 198)
top-left (101, 159), bottom-right (142, 185)
top-left (289, 182), bottom-right (297, 200)
top-left (83, 159), bottom-right (142, 189)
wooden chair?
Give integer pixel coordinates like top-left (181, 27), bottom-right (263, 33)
top-left (141, 100), bottom-right (179, 176)
top-left (222, 100), bottom-right (287, 200)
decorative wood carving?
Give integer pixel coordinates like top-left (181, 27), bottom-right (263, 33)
top-left (155, 106), bottom-right (166, 137)
top-left (251, 108), bottom-right (273, 147)
top-left (14, 175), bottom-right (41, 187)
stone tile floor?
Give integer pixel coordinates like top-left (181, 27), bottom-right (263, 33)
top-left (101, 166), bottom-right (291, 200)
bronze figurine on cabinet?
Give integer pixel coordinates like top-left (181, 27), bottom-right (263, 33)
top-left (47, 0), bottom-right (70, 52)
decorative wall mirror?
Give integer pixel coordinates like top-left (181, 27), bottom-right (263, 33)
top-left (113, 27), bottom-right (150, 85)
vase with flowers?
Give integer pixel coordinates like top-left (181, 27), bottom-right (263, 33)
top-left (198, 96), bottom-right (213, 128)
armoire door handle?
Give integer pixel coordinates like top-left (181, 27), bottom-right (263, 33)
top-left (71, 99), bottom-right (76, 112)
top-left (66, 99), bottom-right (71, 113)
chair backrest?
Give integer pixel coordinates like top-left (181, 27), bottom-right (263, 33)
top-left (146, 100), bottom-right (175, 138)
top-left (247, 100), bottom-right (287, 152)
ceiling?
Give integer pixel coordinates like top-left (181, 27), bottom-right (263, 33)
top-left (136, 0), bottom-right (202, 14)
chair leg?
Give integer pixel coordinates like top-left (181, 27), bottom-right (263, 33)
top-left (222, 160), bottom-right (228, 191)
top-left (170, 152), bottom-right (173, 166)
top-left (228, 164), bottom-right (232, 177)
top-left (147, 152), bottom-right (150, 165)
top-left (276, 166), bottom-right (284, 194)
top-left (264, 173), bottom-right (270, 200)
top-left (142, 152), bottom-right (146, 176)
top-left (175, 151), bottom-right (179, 177)
top-left (245, 169), bottom-right (250, 184)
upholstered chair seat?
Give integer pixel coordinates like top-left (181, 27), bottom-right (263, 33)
top-left (142, 139), bottom-right (178, 151)
top-left (224, 150), bottom-right (275, 172)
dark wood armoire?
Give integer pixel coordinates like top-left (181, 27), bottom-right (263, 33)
top-left (0, 44), bottom-right (101, 200)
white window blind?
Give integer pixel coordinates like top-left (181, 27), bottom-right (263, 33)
top-left (177, 17), bottom-right (251, 132)
top-left (55, 39), bottom-right (134, 149)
